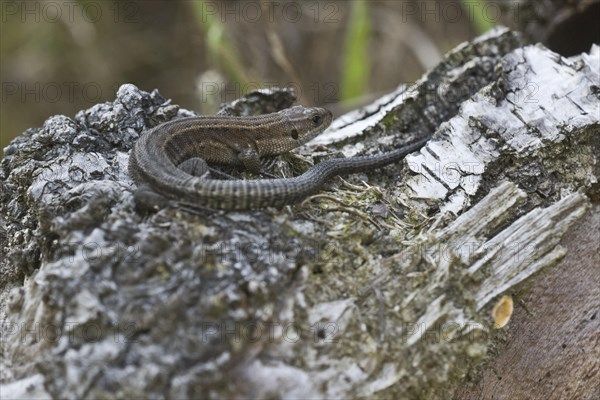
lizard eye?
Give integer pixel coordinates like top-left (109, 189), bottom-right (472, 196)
top-left (312, 115), bottom-right (323, 125)
top-left (291, 129), bottom-right (299, 140)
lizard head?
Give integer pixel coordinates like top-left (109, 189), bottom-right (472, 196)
top-left (281, 105), bottom-right (333, 146)
top-left (252, 106), bottom-right (333, 156)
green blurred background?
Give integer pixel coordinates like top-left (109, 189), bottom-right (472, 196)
top-left (1, 0), bottom-right (493, 152)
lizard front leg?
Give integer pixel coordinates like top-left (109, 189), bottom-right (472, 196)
top-left (237, 148), bottom-right (263, 174)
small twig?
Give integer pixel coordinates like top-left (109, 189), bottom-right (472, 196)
top-left (324, 206), bottom-right (382, 230)
top-left (338, 177), bottom-right (369, 192)
top-left (301, 193), bottom-right (350, 207)
top-left (302, 193), bottom-right (383, 229)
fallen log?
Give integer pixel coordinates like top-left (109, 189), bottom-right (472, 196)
top-left (1, 27), bottom-right (598, 399)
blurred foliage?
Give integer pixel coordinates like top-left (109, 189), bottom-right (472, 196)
top-left (1, 1), bottom-right (481, 152)
top-left (462, 0), bottom-right (495, 34)
top-left (341, 0), bottom-right (370, 101)
top-left (192, 0), bottom-right (251, 85)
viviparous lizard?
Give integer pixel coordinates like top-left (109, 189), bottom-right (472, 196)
top-left (128, 105), bottom-right (428, 211)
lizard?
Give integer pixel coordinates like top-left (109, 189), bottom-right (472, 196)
top-left (128, 105), bottom-right (428, 211)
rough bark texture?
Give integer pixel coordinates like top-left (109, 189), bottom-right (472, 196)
top-left (1, 27), bottom-right (598, 399)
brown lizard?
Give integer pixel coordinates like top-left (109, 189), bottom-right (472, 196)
top-left (128, 106), bottom-right (427, 211)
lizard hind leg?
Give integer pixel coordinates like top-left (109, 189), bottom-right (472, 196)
top-left (132, 185), bottom-right (173, 213)
top-left (178, 157), bottom-right (211, 178)
top-left (133, 185), bottom-right (215, 216)
top-left (178, 157), bottom-right (236, 180)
